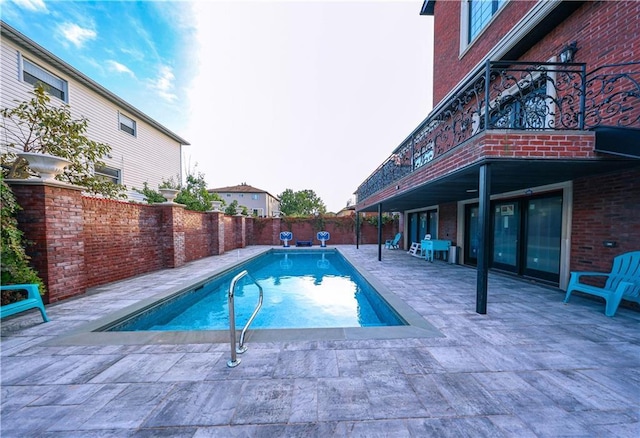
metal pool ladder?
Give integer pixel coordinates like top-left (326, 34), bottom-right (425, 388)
top-left (227, 270), bottom-right (263, 367)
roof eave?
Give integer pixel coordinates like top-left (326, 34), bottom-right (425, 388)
top-left (0, 21), bottom-right (190, 146)
top-left (420, 0), bottom-right (435, 16)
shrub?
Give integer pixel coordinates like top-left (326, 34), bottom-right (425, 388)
top-left (0, 174), bottom-right (45, 303)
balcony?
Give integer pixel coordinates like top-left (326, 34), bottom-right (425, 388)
top-left (356, 61), bottom-right (640, 210)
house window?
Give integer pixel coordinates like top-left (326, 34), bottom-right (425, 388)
top-left (94, 165), bottom-right (121, 184)
top-left (118, 113), bottom-right (136, 136)
top-left (468, 0), bottom-right (507, 43)
top-left (20, 56), bottom-right (68, 101)
top-left (252, 194), bottom-right (259, 200)
top-left (252, 208), bottom-right (264, 217)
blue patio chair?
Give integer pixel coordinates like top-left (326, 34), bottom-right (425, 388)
top-left (385, 233), bottom-right (402, 249)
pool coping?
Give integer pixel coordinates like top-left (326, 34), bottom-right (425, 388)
top-left (44, 247), bottom-right (443, 346)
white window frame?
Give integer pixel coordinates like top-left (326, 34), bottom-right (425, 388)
top-left (19, 54), bottom-right (68, 102)
top-left (94, 165), bottom-right (121, 184)
top-left (460, 0), bottom-right (508, 55)
top-left (118, 112), bottom-right (136, 136)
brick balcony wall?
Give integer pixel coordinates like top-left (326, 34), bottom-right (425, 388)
top-left (357, 131), bottom-right (596, 211)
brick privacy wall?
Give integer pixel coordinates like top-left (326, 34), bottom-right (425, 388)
top-left (359, 221), bottom-right (399, 246)
top-left (249, 216), bottom-right (397, 247)
top-left (9, 181), bottom-right (399, 303)
top-left (182, 208), bottom-right (215, 263)
top-left (83, 197), bottom-right (163, 289)
top-left (11, 183), bottom-right (86, 303)
top-left (432, 1), bottom-right (639, 108)
top-left (571, 167), bottom-right (640, 274)
top-left (252, 218), bottom-right (280, 245)
top-left (223, 216), bottom-right (235, 253)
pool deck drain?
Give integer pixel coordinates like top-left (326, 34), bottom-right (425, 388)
top-left (1, 245), bottom-right (639, 436)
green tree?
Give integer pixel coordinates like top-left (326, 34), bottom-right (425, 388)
top-left (278, 189), bottom-right (326, 216)
top-left (175, 170), bottom-right (220, 212)
top-left (135, 170), bottom-right (223, 212)
top-left (0, 174), bottom-right (45, 299)
top-left (133, 181), bottom-right (166, 204)
top-left (224, 200), bottom-right (239, 215)
top-left (1, 83), bottom-right (125, 198)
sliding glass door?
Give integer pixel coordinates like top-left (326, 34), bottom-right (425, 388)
top-left (463, 192), bottom-right (562, 283)
top-left (492, 201), bottom-right (520, 273)
top-left (523, 195), bottom-right (562, 281)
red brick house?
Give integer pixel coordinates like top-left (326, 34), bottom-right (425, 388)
top-left (355, 0), bottom-right (640, 312)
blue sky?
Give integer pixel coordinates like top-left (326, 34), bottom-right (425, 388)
top-left (1, 0), bottom-right (196, 131)
top-left (2, 0), bottom-right (433, 212)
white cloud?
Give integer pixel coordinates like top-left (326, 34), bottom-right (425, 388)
top-left (9, 0), bottom-right (47, 12)
top-left (105, 60), bottom-right (135, 77)
top-left (58, 22), bottom-right (97, 48)
top-left (148, 65), bottom-right (178, 103)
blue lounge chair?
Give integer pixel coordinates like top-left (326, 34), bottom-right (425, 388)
top-left (564, 251), bottom-right (640, 316)
top-left (385, 233), bottom-right (402, 249)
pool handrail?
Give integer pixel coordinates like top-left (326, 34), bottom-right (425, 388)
top-left (227, 270), bottom-right (264, 368)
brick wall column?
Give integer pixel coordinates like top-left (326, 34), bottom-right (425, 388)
top-left (234, 215), bottom-right (246, 248)
top-left (7, 180), bottom-right (86, 303)
top-left (245, 217), bottom-right (254, 245)
top-left (208, 212), bottom-right (224, 255)
top-left (158, 203), bottom-right (186, 268)
top-left (273, 218), bottom-right (282, 245)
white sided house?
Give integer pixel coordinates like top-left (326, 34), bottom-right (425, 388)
top-left (209, 183), bottom-right (280, 217)
top-left (0, 21), bottom-right (189, 198)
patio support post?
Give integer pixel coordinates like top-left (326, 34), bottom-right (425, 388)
top-left (378, 203), bottom-right (383, 261)
top-left (355, 210), bottom-right (360, 249)
top-left (476, 163), bottom-right (491, 314)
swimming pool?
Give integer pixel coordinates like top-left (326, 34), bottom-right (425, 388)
top-left (104, 249), bottom-right (406, 331)
top-left (47, 247), bottom-right (442, 346)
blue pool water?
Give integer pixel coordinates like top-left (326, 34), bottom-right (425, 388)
top-left (107, 250), bottom-right (406, 331)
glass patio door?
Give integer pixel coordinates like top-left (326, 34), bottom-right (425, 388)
top-left (464, 192), bottom-right (563, 284)
top-left (409, 213), bottom-right (418, 244)
top-left (523, 195), bottom-right (562, 282)
top-left (492, 201), bottom-right (520, 273)
top-left (465, 205), bottom-right (479, 265)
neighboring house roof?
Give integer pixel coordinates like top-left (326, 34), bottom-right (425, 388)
top-left (0, 21), bottom-right (190, 146)
top-left (209, 183), bottom-right (280, 201)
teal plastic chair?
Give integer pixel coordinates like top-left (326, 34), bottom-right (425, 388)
top-left (385, 233), bottom-right (402, 249)
top-left (0, 284), bottom-right (49, 322)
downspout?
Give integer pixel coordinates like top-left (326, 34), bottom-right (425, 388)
top-left (378, 203), bottom-right (383, 261)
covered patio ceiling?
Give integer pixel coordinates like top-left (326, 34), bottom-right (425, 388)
top-left (358, 156), bottom-right (640, 213)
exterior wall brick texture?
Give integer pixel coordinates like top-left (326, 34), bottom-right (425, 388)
top-left (571, 167), bottom-right (640, 274)
top-left (83, 197), bottom-right (163, 289)
top-left (438, 202), bottom-right (458, 245)
top-left (432, 1), bottom-right (639, 108)
top-left (223, 216), bottom-right (235, 253)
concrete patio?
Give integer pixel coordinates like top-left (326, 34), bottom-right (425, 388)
top-left (1, 245), bottom-right (638, 437)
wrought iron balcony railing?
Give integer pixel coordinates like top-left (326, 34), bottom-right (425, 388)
top-left (356, 60), bottom-right (640, 203)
